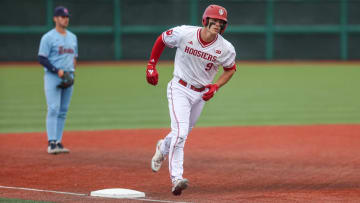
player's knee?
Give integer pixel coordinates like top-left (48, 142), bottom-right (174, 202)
top-left (58, 111), bottom-right (67, 119)
top-left (171, 123), bottom-right (189, 137)
top-left (170, 129), bottom-right (189, 140)
top-left (174, 137), bottom-right (187, 149)
top-left (47, 105), bottom-right (60, 116)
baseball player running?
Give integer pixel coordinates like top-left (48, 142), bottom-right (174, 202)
top-left (146, 5), bottom-right (236, 195)
top-left (38, 6), bottom-right (78, 154)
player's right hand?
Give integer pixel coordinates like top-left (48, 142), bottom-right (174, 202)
top-left (146, 64), bottom-right (158, 86)
top-left (58, 69), bottom-right (64, 78)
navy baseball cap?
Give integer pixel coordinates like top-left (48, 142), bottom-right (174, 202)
top-left (54, 6), bottom-right (70, 17)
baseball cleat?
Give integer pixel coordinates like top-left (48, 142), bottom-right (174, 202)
top-left (56, 142), bottom-right (70, 153)
top-left (47, 140), bottom-right (58, 154)
top-left (172, 179), bottom-right (189, 196)
top-left (151, 139), bottom-right (164, 172)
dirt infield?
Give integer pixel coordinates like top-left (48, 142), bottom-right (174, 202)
top-left (1, 125), bottom-right (360, 202)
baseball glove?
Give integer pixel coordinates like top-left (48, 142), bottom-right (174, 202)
top-left (57, 71), bottom-right (74, 89)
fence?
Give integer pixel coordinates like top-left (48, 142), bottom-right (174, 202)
top-left (0, 0), bottom-right (359, 61)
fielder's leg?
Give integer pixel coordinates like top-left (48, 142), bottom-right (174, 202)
top-left (56, 85), bottom-right (73, 153)
top-left (56, 86), bottom-right (73, 141)
top-left (44, 72), bottom-right (62, 154)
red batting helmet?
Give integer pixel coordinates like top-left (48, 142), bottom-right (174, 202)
top-left (202, 5), bottom-right (228, 34)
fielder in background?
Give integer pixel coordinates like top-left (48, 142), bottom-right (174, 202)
top-left (38, 6), bottom-right (78, 154)
top-left (146, 5), bottom-right (236, 196)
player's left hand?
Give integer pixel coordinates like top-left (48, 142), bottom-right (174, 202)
top-left (202, 84), bottom-right (219, 101)
top-left (146, 64), bottom-right (159, 86)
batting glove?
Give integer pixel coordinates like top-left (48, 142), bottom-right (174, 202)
top-left (146, 64), bottom-right (159, 86)
top-left (202, 84), bottom-right (219, 101)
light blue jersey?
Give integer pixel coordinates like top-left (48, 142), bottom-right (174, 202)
top-left (39, 28), bottom-right (78, 72)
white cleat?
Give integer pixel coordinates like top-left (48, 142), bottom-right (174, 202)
top-left (47, 140), bottom-right (58, 154)
top-left (172, 179), bottom-right (189, 196)
top-left (56, 142), bottom-right (70, 153)
top-left (151, 139), bottom-right (164, 172)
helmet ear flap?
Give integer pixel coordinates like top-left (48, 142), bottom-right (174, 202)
top-left (220, 21), bottom-right (227, 34)
top-left (202, 17), bottom-right (209, 27)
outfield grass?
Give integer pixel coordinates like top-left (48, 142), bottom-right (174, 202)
top-left (0, 63), bottom-right (359, 133)
top-left (0, 198), bottom-right (51, 203)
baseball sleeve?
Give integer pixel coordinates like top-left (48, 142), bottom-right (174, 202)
top-left (221, 42), bottom-right (236, 70)
top-left (38, 34), bottom-right (51, 58)
top-left (161, 25), bottom-right (186, 48)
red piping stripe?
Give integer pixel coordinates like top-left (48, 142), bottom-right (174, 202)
top-left (197, 28), bottom-right (218, 48)
top-left (169, 81), bottom-right (181, 176)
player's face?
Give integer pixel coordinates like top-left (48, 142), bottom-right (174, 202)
top-left (54, 16), bottom-right (69, 28)
top-left (207, 18), bottom-right (226, 34)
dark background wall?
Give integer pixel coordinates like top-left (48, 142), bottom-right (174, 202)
top-left (0, 0), bottom-right (359, 61)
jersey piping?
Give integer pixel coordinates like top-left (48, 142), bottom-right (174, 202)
top-left (197, 28), bottom-right (218, 48)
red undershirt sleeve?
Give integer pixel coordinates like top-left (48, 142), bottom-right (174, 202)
top-left (148, 35), bottom-right (166, 65)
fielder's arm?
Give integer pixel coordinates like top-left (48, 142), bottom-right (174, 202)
top-left (38, 55), bottom-right (64, 77)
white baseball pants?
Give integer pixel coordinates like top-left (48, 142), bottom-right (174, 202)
top-left (160, 77), bottom-right (206, 183)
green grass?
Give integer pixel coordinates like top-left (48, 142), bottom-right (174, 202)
top-left (1, 63), bottom-right (360, 133)
top-left (0, 198), bottom-right (52, 203)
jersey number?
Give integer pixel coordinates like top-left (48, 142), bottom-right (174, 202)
top-left (205, 63), bottom-right (214, 71)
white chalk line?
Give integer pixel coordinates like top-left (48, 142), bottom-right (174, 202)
top-left (0, 185), bottom-right (191, 203)
top-left (127, 198), bottom-right (191, 203)
top-left (0, 185), bottom-right (86, 196)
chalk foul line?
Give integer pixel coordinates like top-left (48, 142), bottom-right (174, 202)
top-left (0, 185), bottom-right (191, 203)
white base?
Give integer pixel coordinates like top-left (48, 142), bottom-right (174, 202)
top-left (90, 188), bottom-right (145, 199)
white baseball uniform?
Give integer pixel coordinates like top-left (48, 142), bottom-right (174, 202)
top-left (159, 25), bottom-right (236, 183)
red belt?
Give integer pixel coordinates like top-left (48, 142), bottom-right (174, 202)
top-left (178, 79), bottom-right (205, 92)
